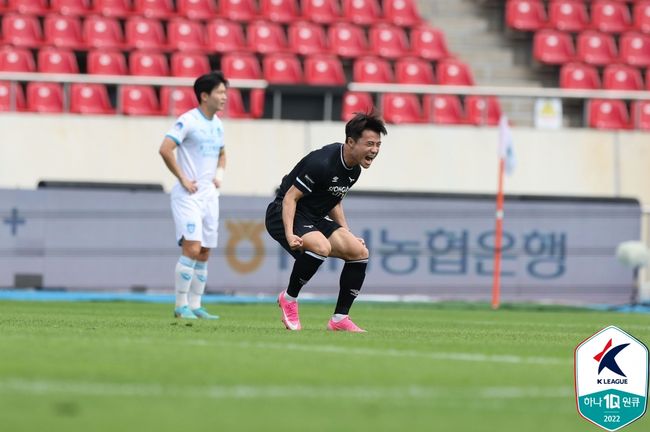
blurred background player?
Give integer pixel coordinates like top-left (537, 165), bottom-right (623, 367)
top-left (158, 71), bottom-right (228, 320)
top-left (265, 112), bottom-right (388, 332)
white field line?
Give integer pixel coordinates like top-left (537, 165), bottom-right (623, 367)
top-left (0, 378), bottom-right (573, 400)
top-left (185, 340), bottom-right (570, 366)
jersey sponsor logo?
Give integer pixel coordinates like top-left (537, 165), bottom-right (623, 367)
top-left (303, 225), bottom-right (314, 228)
top-left (328, 185), bottom-right (350, 198)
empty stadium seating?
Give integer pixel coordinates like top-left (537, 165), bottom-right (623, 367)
top-left (170, 52), bottom-right (210, 78)
top-left (288, 21), bottom-right (328, 56)
top-left (0, 81), bottom-right (26, 111)
top-left (70, 83), bottom-right (114, 114)
top-left (587, 99), bottom-right (632, 130)
top-left (160, 86), bottom-right (196, 117)
top-left (37, 47), bottom-right (79, 74)
top-left (353, 56), bottom-right (394, 83)
top-left (505, 0), bottom-right (547, 31)
top-left (263, 52), bottom-right (303, 84)
top-left (382, 93), bottom-right (424, 124)
top-left (87, 49), bottom-right (127, 75)
top-left (559, 62), bottom-right (601, 89)
top-left (423, 94), bottom-right (464, 125)
top-left (206, 19), bottom-right (247, 53)
top-left (341, 91), bottom-right (375, 121)
top-left (120, 85), bottom-right (161, 115)
top-left (395, 57), bottom-right (436, 85)
top-left (548, 0), bottom-right (589, 32)
top-left (26, 82), bottom-right (64, 113)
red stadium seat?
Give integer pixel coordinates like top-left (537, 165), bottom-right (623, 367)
top-left (587, 99), bottom-right (631, 130)
top-left (576, 30), bottom-right (617, 65)
top-left (83, 16), bottom-right (124, 49)
top-left (0, 81), bottom-right (26, 112)
top-left (353, 56), bottom-right (394, 83)
top-left (121, 85), bottom-right (161, 116)
top-left (1, 14), bottom-right (42, 48)
top-left (160, 86), bottom-right (196, 117)
top-left (591, 0), bottom-right (632, 34)
top-left (603, 63), bottom-right (644, 91)
top-left (221, 0), bottom-right (258, 22)
top-left (92, 0), bottom-right (132, 17)
top-left (548, 0), bottom-right (589, 32)
top-left (87, 49), bottom-right (127, 75)
top-left (301, 0), bottom-right (340, 24)
top-left (260, 0), bottom-right (299, 23)
top-left (125, 17), bottom-right (166, 51)
top-left (70, 83), bottom-right (114, 114)
top-left (37, 47), bottom-right (79, 73)
top-left (0, 46), bottom-right (35, 72)
top-left (383, 0), bottom-right (423, 27)
top-left (170, 52), bottom-right (210, 77)
top-left (247, 20), bottom-right (288, 54)
top-left (342, 0), bottom-right (382, 26)
top-left (634, 1), bottom-right (650, 34)
top-left (176, 0), bottom-right (218, 20)
top-left (631, 100), bottom-right (650, 130)
top-left (263, 52), bottom-right (303, 84)
top-left (304, 54), bottom-right (346, 85)
top-left (26, 82), bottom-right (64, 113)
top-left (505, 0), bottom-right (547, 31)
top-left (423, 94), bottom-right (464, 125)
top-left (559, 62), bottom-right (601, 89)
top-left (129, 51), bottom-right (169, 76)
top-left (619, 32), bottom-right (650, 67)
top-left (223, 88), bottom-right (265, 118)
top-left (6, 0), bottom-right (48, 14)
top-left (288, 21), bottom-right (328, 56)
top-left (465, 96), bottom-right (501, 126)
top-left (43, 14), bottom-right (84, 50)
top-left (381, 93), bottom-right (424, 124)
top-left (133, 0), bottom-right (175, 19)
top-left (394, 56), bottom-right (435, 84)
top-left (341, 91), bottom-right (374, 121)
top-left (533, 29), bottom-right (575, 64)
top-left (437, 58), bottom-right (475, 86)
top-left (206, 19), bottom-right (247, 53)
top-left (368, 23), bottom-right (410, 59)
top-left (328, 22), bottom-right (368, 58)
top-left (167, 19), bottom-right (205, 51)
top-left (410, 25), bottom-right (449, 61)
top-left (50, 0), bottom-right (91, 16)
top-left (221, 51), bottom-right (262, 79)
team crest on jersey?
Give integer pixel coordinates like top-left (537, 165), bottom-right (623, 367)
top-left (174, 121), bottom-right (184, 130)
top-left (332, 176), bottom-right (338, 183)
top-left (186, 223), bottom-right (196, 234)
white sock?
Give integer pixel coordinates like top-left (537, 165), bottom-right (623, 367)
top-left (175, 255), bottom-right (196, 307)
top-left (188, 261), bottom-right (208, 310)
top-left (284, 292), bottom-right (297, 302)
top-left (332, 314), bottom-right (348, 323)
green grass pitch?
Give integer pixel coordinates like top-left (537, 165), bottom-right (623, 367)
top-left (0, 300), bottom-right (648, 432)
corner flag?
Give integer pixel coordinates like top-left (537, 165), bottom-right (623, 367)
top-left (498, 115), bottom-right (516, 175)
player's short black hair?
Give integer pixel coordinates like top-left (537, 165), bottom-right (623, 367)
top-left (345, 111), bottom-right (387, 141)
top-left (193, 71), bottom-right (229, 103)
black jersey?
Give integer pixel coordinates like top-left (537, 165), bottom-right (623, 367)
top-left (274, 143), bottom-right (361, 220)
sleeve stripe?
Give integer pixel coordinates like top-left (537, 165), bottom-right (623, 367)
top-left (296, 177), bottom-right (312, 193)
top-left (165, 134), bottom-right (181, 146)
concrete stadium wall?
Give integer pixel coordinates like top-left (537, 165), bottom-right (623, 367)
top-left (1, 114), bottom-right (649, 204)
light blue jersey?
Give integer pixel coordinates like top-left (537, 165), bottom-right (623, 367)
top-left (165, 108), bottom-right (225, 193)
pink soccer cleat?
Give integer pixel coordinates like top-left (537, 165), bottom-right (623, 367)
top-left (277, 291), bottom-right (301, 331)
top-left (326, 316), bottom-right (367, 333)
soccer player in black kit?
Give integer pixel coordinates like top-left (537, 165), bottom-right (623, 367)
top-left (265, 112), bottom-right (387, 332)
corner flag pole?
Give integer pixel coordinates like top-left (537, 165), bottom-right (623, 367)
top-left (492, 156), bottom-right (505, 310)
top-left (492, 114), bottom-right (513, 310)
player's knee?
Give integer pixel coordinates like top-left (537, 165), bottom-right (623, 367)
top-left (345, 244), bottom-right (368, 261)
top-left (308, 242), bottom-right (331, 257)
top-left (182, 243), bottom-right (202, 260)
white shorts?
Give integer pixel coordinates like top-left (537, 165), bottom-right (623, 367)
top-left (171, 184), bottom-right (220, 248)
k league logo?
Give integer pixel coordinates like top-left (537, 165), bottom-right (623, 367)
top-left (575, 326), bottom-right (649, 431)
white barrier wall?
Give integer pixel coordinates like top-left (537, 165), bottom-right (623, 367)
top-left (1, 114), bottom-right (649, 203)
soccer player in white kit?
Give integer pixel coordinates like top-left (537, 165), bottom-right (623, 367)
top-left (158, 71), bottom-right (228, 319)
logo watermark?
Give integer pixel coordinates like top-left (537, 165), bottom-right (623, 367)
top-left (575, 326), bottom-right (649, 431)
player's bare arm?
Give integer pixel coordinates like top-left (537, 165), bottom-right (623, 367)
top-left (213, 147), bottom-right (226, 189)
top-left (159, 137), bottom-right (198, 194)
top-left (282, 185), bottom-right (304, 250)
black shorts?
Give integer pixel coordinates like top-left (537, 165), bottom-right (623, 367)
top-left (265, 201), bottom-right (341, 258)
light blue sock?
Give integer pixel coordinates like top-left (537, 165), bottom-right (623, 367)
top-left (175, 255), bottom-right (196, 308)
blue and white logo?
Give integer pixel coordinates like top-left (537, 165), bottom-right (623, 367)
top-left (575, 326), bottom-right (649, 431)
top-left (186, 223), bottom-right (196, 234)
top-left (174, 121), bottom-right (184, 130)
